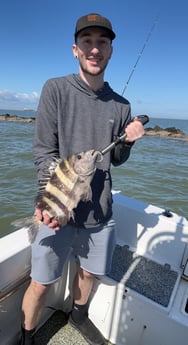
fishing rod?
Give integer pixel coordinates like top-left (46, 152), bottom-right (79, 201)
top-left (121, 12), bottom-right (160, 96)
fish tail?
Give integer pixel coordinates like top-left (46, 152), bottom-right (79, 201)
top-left (11, 216), bottom-right (39, 244)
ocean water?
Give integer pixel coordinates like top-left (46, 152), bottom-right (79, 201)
top-left (0, 109), bottom-right (188, 238)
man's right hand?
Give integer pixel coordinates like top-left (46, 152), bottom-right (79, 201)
top-left (35, 207), bottom-right (60, 231)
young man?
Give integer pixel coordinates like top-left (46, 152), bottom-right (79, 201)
top-left (20, 13), bottom-right (144, 345)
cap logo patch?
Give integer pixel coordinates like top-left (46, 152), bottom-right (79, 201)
top-left (87, 14), bottom-right (98, 22)
top-left (87, 14), bottom-right (105, 23)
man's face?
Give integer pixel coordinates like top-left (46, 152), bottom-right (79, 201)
top-left (73, 27), bottom-right (113, 77)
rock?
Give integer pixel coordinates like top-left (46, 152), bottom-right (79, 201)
top-left (0, 113), bottom-right (35, 123)
top-left (145, 125), bottom-right (188, 140)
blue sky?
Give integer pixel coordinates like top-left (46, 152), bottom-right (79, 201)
top-left (0, 0), bottom-right (187, 119)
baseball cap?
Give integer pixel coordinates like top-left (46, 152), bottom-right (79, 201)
top-left (74, 13), bottom-right (116, 40)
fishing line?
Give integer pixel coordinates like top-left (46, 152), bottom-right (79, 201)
top-left (121, 12), bottom-right (160, 96)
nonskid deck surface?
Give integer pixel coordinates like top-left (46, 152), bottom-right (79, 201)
top-left (35, 311), bottom-right (112, 345)
top-left (109, 245), bottom-right (178, 307)
top-left (35, 311), bottom-right (87, 345)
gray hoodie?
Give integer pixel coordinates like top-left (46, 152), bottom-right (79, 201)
top-left (33, 74), bottom-right (133, 227)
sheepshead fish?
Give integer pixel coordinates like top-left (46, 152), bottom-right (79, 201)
top-left (12, 150), bottom-right (102, 243)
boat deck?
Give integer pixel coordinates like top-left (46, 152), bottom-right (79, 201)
top-left (34, 244), bottom-right (178, 344)
top-left (35, 311), bottom-right (112, 345)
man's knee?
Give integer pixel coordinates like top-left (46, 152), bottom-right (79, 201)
top-left (29, 279), bottom-right (50, 299)
top-left (81, 269), bottom-right (95, 280)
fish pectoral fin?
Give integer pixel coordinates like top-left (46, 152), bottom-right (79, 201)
top-left (69, 210), bottom-right (75, 222)
top-left (81, 186), bottom-right (92, 202)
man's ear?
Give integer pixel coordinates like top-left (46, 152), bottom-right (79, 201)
top-left (72, 44), bottom-right (78, 58)
top-left (109, 45), bottom-right (113, 60)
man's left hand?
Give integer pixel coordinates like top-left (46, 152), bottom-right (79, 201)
top-left (124, 117), bottom-right (145, 142)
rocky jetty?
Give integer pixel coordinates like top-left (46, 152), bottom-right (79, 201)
top-left (0, 113), bottom-right (35, 123)
top-left (0, 114), bottom-right (187, 141)
top-left (145, 125), bottom-right (188, 140)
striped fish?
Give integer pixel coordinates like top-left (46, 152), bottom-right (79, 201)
top-left (12, 150), bottom-right (101, 243)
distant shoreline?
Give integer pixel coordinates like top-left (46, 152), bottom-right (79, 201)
top-left (0, 113), bottom-right (188, 141)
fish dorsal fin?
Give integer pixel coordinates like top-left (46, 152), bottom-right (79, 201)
top-left (38, 157), bottom-right (62, 194)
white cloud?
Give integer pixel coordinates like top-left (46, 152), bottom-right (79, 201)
top-left (0, 89), bottom-right (40, 109)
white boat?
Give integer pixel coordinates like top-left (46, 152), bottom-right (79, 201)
top-left (1, 192), bottom-right (188, 345)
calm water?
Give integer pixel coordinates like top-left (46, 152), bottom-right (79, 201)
top-left (0, 109), bottom-right (188, 238)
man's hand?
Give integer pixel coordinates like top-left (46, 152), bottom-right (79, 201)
top-left (35, 207), bottom-right (60, 231)
top-left (124, 117), bottom-right (145, 142)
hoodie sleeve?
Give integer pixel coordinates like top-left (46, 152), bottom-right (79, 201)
top-left (111, 140), bottom-right (134, 166)
top-left (33, 79), bottom-right (59, 182)
top-left (111, 103), bottom-right (134, 166)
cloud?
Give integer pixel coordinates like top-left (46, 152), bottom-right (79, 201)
top-left (0, 89), bottom-right (40, 109)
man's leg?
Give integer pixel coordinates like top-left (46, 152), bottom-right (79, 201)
top-left (20, 280), bottom-right (50, 344)
top-left (69, 267), bottom-right (106, 345)
top-left (68, 220), bottom-right (116, 344)
top-left (20, 223), bottom-right (77, 344)
top-left (73, 266), bottom-right (94, 304)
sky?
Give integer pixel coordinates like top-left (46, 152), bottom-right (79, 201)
top-left (0, 0), bottom-right (188, 119)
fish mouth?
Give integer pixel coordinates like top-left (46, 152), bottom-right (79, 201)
top-left (91, 150), bottom-right (103, 162)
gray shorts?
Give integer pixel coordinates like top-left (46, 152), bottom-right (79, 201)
top-left (31, 219), bottom-right (116, 284)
